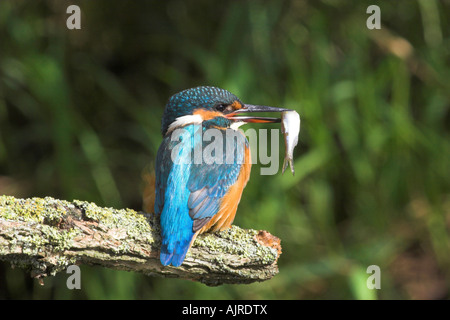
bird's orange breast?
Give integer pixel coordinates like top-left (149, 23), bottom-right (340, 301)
top-left (197, 138), bottom-right (252, 233)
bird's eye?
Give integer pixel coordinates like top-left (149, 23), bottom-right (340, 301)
top-left (215, 104), bottom-right (227, 112)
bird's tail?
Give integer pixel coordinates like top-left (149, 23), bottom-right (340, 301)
top-left (160, 235), bottom-right (195, 267)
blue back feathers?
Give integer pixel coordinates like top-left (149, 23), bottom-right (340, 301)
top-left (155, 124), bottom-right (247, 266)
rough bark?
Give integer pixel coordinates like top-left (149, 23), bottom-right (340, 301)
top-left (0, 195), bottom-right (281, 286)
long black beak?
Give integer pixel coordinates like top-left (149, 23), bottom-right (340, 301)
top-left (226, 104), bottom-right (291, 123)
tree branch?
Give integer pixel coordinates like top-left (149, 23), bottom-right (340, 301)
top-left (0, 195), bottom-right (281, 286)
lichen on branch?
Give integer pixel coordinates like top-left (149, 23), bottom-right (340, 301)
top-left (0, 195), bottom-right (280, 286)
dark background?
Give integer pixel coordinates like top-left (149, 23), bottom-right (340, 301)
top-left (0, 0), bottom-right (449, 299)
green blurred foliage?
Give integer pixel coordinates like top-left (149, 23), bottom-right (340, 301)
top-left (0, 0), bottom-right (449, 299)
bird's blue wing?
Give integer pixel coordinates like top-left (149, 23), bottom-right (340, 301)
top-left (187, 127), bottom-right (246, 231)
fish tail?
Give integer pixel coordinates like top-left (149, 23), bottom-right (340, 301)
top-left (282, 158), bottom-right (295, 175)
top-left (289, 159), bottom-right (295, 176)
top-left (282, 158), bottom-right (288, 175)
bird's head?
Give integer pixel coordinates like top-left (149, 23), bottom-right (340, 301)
top-left (161, 86), bottom-right (289, 136)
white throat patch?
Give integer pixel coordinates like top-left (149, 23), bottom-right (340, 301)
top-left (230, 121), bottom-right (246, 131)
top-left (167, 114), bottom-right (203, 134)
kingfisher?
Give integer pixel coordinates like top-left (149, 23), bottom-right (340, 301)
top-left (154, 86), bottom-right (288, 267)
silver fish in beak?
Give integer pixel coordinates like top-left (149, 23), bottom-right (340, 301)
top-left (281, 110), bottom-right (300, 175)
top-left (226, 104), bottom-right (300, 175)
